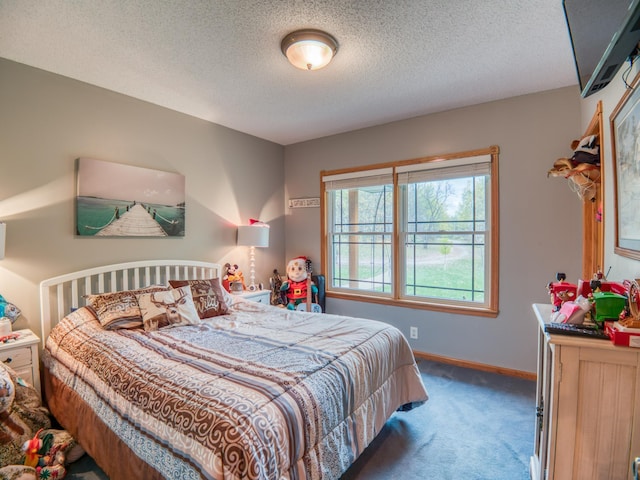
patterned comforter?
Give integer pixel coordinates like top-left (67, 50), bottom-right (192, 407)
top-left (43, 297), bottom-right (428, 480)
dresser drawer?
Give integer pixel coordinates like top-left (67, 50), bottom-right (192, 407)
top-left (233, 290), bottom-right (271, 304)
top-left (0, 346), bottom-right (32, 369)
top-left (251, 292), bottom-right (270, 304)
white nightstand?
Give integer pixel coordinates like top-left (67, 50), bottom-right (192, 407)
top-left (0, 329), bottom-right (41, 397)
top-left (232, 289), bottom-right (271, 305)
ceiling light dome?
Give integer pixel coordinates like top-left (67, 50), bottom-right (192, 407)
top-left (281, 29), bottom-right (338, 71)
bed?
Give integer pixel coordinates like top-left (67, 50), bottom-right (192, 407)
top-left (39, 260), bottom-right (428, 480)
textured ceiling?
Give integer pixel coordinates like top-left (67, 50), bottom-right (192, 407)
top-left (0, 0), bottom-right (578, 145)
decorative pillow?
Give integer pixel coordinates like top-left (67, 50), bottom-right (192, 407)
top-left (85, 285), bottom-right (169, 330)
top-left (137, 286), bottom-right (201, 332)
top-left (168, 278), bottom-right (229, 319)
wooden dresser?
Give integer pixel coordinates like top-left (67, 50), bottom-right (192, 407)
top-left (531, 303), bottom-right (640, 480)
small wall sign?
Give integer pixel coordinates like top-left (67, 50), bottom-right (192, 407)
top-left (288, 198), bottom-right (320, 208)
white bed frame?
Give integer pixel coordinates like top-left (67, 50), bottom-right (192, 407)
top-left (40, 259), bottom-right (222, 347)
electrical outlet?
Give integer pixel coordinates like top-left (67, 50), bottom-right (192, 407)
top-left (410, 326), bottom-right (418, 339)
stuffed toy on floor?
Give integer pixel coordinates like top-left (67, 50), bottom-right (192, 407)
top-left (0, 364), bottom-right (84, 480)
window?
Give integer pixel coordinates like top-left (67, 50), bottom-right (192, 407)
top-left (322, 147), bottom-right (499, 316)
top-left (324, 168), bottom-right (394, 294)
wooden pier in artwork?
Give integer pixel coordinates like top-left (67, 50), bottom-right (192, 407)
top-left (95, 204), bottom-right (167, 236)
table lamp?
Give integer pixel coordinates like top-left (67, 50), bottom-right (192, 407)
top-left (237, 220), bottom-right (270, 291)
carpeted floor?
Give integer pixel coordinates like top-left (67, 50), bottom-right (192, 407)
top-left (341, 359), bottom-right (536, 480)
top-left (65, 359), bottom-right (536, 480)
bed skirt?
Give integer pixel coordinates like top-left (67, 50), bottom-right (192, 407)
top-left (44, 367), bottom-right (163, 480)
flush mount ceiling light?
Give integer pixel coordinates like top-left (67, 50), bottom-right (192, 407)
top-left (281, 29), bottom-right (339, 71)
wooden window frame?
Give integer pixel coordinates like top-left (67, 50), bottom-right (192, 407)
top-left (321, 146), bottom-right (500, 317)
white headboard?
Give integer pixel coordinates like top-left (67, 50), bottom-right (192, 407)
top-left (40, 259), bottom-right (222, 347)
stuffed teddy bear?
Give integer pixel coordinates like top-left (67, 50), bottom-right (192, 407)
top-left (280, 257), bottom-right (318, 310)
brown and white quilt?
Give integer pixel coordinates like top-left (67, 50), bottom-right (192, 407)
top-left (44, 297), bottom-right (428, 480)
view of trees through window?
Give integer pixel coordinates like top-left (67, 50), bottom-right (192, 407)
top-left (331, 184), bottom-right (393, 293)
top-left (324, 148), bottom-right (496, 311)
top-left (403, 175), bottom-right (487, 302)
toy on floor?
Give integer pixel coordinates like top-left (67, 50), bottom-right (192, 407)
top-left (35, 434), bottom-right (68, 480)
top-left (0, 363), bottom-right (84, 480)
top-left (280, 257), bottom-right (318, 311)
top-left (18, 429), bottom-right (78, 479)
top-left (23, 429), bottom-right (43, 467)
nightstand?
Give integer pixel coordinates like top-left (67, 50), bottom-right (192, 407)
top-left (0, 329), bottom-right (41, 397)
top-left (232, 289), bottom-right (271, 305)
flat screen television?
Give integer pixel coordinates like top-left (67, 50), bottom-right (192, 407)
top-left (564, 0), bottom-right (640, 97)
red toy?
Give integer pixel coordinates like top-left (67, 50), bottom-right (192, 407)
top-left (280, 257), bottom-right (318, 310)
top-left (547, 273), bottom-right (577, 311)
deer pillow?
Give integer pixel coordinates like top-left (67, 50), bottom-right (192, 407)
top-left (136, 286), bottom-right (201, 332)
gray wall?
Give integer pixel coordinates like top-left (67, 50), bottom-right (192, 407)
top-left (1, 56), bottom-right (595, 375)
top-left (284, 87), bottom-right (584, 373)
top-left (0, 58), bottom-right (285, 336)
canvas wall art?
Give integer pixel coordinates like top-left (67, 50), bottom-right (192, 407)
top-left (76, 158), bottom-right (185, 237)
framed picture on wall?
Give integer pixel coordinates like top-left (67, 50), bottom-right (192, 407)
top-left (611, 71), bottom-right (640, 260)
top-left (76, 158), bottom-right (185, 237)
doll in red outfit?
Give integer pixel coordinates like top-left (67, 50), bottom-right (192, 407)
top-left (280, 257), bottom-right (317, 310)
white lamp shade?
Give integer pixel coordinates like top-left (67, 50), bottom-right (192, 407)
top-left (237, 224), bottom-right (269, 248)
top-left (0, 222), bottom-right (5, 260)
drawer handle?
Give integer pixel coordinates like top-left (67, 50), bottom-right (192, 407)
top-left (3, 357), bottom-right (12, 364)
